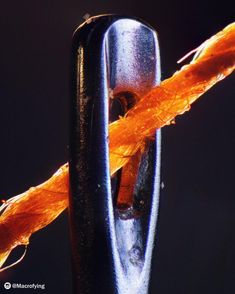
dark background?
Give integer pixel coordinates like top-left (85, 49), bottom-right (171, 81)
top-left (0, 1), bottom-right (234, 293)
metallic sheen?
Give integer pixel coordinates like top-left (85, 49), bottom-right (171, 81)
top-left (69, 14), bottom-right (161, 294)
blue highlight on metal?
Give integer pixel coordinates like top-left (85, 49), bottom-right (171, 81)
top-left (69, 14), bottom-right (161, 294)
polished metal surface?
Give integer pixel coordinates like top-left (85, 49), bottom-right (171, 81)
top-left (69, 14), bottom-right (161, 294)
top-left (105, 18), bottom-right (160, 95)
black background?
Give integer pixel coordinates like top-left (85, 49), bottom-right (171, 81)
top-left (0, 1), bottom-right (234, 293)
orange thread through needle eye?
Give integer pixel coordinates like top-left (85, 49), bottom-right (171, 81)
top-left (0, 22), bottom-right (234, 271)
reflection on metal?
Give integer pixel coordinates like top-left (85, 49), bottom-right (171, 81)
top-left (69, 14), bottom-right (161, 294)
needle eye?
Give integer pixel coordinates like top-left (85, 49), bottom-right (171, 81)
top-left (109, 91), bottom-right (137, 122)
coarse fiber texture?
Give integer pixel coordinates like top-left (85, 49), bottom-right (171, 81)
top-left (0, 22), bottom-right (234, 270)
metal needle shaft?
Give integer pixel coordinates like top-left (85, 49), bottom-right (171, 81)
top-left (69, 14), bottom-right (161, 294)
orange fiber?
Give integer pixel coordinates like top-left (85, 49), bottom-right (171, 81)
top-left (0, 164), bottom-right (68, 269)
top-left (0, 22), bottom-right (234, 270)
top-left (109, 22), bottom-right (235, 174)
